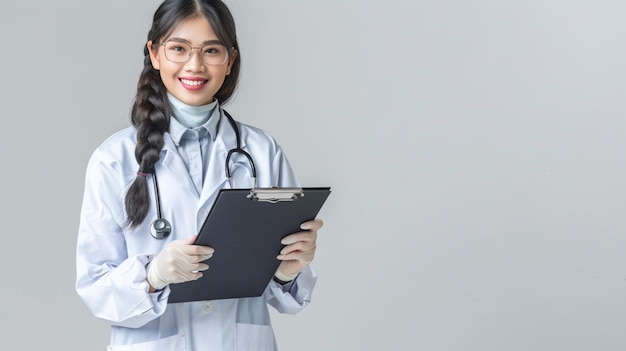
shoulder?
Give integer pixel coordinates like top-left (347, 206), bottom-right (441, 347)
top-left (98, 126), bottom-right (137, 150)
top-left (235, 121), bottom-right (282, 151)
top-left (87, 126), bottom-right (138, 177)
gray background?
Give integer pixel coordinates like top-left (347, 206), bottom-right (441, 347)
top-left (1, 0), bottom-right (625, 350)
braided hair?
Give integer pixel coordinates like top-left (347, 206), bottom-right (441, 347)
top-left (125, 0), bottom-right (241, 228)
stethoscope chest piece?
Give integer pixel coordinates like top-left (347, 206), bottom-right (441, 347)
top-left (149, 171), bottom-right (171, 239)
top-left (150, 218), bottom-right (172, 239)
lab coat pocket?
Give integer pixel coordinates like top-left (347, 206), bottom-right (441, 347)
top-left (235, 324), bottom-right (275, 351)
top-left (107, 333), bottom-right (186, 351)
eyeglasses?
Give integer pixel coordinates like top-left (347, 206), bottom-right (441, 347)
top-left (159, 40), bottom-right (231, 66)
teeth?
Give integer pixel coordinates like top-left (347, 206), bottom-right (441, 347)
top-left (181, 79), bottom-right (206, 86)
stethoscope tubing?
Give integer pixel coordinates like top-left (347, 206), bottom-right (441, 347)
top-left (149, 108), bottom-right (256, 239)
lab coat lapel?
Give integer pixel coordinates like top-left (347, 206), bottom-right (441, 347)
top-left (160, 133), bottom-right (199, 199)
top-left (198, 110), bottom-right (238, 207)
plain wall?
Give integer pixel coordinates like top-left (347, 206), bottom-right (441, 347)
top-left (1, 1), bottom-right (625, 350)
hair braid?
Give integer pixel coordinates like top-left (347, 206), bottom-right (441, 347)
top-left (124, 51), bottom-right (171, 228)
top-left (123, 0), bottom-right (241, 229)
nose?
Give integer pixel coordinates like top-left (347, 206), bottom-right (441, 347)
top-left (185, 47), bottom-right (206, 71)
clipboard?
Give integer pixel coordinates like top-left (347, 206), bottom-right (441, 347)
top-left (168, 186), bottom-right (331, 303)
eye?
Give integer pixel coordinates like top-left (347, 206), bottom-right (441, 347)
top-left (165, 42), bottom-right (189, 55)
top-left (203, 45), bottom-right (224, 56)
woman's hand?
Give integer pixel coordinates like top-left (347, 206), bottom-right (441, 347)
top-left (146, 235), bottom-right (214, 292)
top-left (275, 219), bottom-right (324, 282)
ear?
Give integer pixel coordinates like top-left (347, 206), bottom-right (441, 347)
top-left (225, 48), bottom-right (238, 76)
top-left (147, 41), bottom-right (161, 70)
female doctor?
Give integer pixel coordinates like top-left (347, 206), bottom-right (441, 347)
top-left (75, 0), bottom-right (323, 350)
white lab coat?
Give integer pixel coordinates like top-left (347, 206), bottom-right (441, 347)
top-left (76, 111), bottom-right (317, 351)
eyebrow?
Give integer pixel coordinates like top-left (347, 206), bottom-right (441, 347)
top-left (167, 37), bottom-right (223, 46)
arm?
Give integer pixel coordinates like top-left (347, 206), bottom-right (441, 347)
top-left (265, 265), bottom-right (318, 314)
top-left (75, 149), bottom-right (169, 328)
top-left (263, 145), bottom-right (323, 313)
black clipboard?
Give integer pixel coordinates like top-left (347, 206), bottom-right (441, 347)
top-left (168, 187), bottom-right (331, 303)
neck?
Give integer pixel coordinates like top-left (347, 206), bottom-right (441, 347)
top-left (167, 93), bottom-right (218, 128)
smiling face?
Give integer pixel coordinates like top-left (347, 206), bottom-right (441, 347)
top-left (147, 15), bottom-right (237, 106)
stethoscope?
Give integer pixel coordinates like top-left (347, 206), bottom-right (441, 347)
top-left (149, 110), bottom-right (257, 239)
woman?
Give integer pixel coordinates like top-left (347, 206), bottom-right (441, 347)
top-left (75, 1), bottom-right (323, 349)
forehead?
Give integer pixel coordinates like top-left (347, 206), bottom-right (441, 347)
top-left (164, 16), bottom-right (218, 42)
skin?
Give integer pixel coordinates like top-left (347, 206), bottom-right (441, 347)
top-left (147, 15), bottom-right (237, 106)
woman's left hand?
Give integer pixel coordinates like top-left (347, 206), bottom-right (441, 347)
top-left (275, 218), bottom-right (324, 281)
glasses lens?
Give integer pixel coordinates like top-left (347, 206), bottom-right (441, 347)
top-left (163, 41), bottom-right (191, 63)
top-left (201, 44), bottom-right (229, 65)
top-left (163, 41), bottom-right (229, 65)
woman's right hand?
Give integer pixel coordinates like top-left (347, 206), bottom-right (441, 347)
top-left (146, 235), bottom-right (214, 291)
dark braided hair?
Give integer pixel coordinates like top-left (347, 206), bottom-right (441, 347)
top-left (125, 0), bottom-right (241, 228)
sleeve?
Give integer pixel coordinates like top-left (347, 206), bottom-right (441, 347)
top-left (265, 265), bottom-right (318, 314)
top-left (75, 149), bottom-right (170, 328)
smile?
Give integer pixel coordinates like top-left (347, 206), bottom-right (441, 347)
top-left (180, 78), bottom-right (208, 87)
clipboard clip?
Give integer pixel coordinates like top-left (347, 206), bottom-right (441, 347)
top-left (247, 187), bottom-right (304, 203)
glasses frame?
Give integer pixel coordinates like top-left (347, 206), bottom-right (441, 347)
top-left (158, 39), bottom-right (233, 66)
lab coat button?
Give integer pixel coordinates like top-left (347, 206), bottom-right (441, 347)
top-left (203, 302), bottom-right (213, 313)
